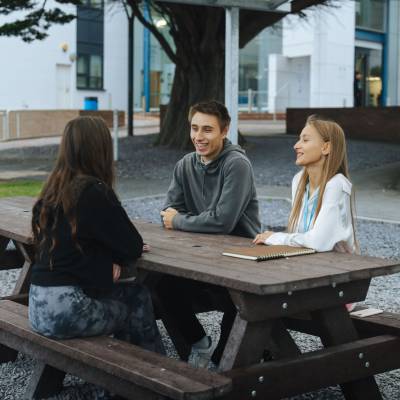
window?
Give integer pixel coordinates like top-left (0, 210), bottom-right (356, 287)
top-left (76, 3), bottom-right (104, 90)
top-left (77, 54), bottom-right (103, 89)
top-left (82, 0), bottom-right (104, 9)
top-left (356, 0), bottom-right (386, 32)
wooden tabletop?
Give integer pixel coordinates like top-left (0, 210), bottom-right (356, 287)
top-left (0, 197), bottom-right (33, 244)
top-left (135, 221), bottom-right (400, 295)
top-left (1, 197), bottom-right (399, 296)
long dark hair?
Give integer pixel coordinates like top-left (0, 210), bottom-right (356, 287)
top-left (32, 116), bottom-right (114, 263)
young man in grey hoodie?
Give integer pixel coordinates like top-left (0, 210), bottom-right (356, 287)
top-left (158, 100), bottom-right (261, 367)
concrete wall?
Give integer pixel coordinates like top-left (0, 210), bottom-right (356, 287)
top-left (7, 110), bottom-right (79, 139)
top-left (269, 0), bottom-right (355, 110)
top-left (0, 112), bottom-right (6, 140)
top-left (387, 0), bottom-right (400, 106)
top-left (2, 110), bottom-right (124, 140)
top-left (268, 54), bottom-right (310, 112)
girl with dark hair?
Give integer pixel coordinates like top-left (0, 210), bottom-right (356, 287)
top-left (29, 116), bottom-right (164, 353)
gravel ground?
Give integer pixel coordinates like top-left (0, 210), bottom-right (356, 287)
top-left (2, 134), bottom-right (400, 188)
top-left (1, 135), bottom-right (400, 398)
top-left (1, 197), bottom-right (399, 399)
top-left (116, 134), bottom-right (400, 187)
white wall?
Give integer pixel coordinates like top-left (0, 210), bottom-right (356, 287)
top-left (0, 1), bottom-right (130, 111)
top-left (0, 2), bottom-right (77, 110)
top-left (269, 0), bottom-right (355, 110)
top-left (88, 2), bottom-right (128, 111)
top-left (387, 0), bottom-right (400, 106)
top-left (268, 54), bottom-right (310, 112)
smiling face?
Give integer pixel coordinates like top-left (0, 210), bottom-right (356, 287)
top-left (294, 124), bottom-right (330, 167)
top-left (190, 112), bottom-right (228, 163)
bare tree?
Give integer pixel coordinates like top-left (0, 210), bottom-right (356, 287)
top-left (124, 0), bottom-right (331, 149)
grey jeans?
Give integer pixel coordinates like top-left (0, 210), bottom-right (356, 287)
top-left (29, 283), bottom-right (164, 354)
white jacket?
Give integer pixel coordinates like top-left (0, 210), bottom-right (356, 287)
top-left (265, 172), bottom-right (355, 253)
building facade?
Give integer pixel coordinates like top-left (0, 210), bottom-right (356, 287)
top-left (268, 0), bottom-right (400, 112)
top-left (0, 0), bottom-right (399, 114)
top-left (0, 1), bottom-right (128, 111)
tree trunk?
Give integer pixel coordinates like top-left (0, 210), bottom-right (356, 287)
top-left (156, 54), bottom-right (225, 149)
top-left (128, 1), bottom-right (331, 149)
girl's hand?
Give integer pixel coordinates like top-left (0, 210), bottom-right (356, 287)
top-left (112, 264), bottom-right (121, 282)
top-left (253, 231), bottom-right (274, 244)
top-left (143, 243), bottom-right (151, 252)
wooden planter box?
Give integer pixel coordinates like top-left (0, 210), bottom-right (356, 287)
top-left (286, 107), bottom-right (400, 143)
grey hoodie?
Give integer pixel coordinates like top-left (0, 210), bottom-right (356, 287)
top-left (164, 139), bottom-right (261, 238)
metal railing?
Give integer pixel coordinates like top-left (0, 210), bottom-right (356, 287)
top-left (142, 90), bottom-right (270, 113)
top-left (0, 110), bottom-right (9, 141)
top-left (238, 90), bottom-right (268, 112)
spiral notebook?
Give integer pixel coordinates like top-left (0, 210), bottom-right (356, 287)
top-left (222, 245), bottom-right (316, 261)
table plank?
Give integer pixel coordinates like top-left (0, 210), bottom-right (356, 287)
top-left (0, 199), bottom-right (399, 296)
top-left (0, 197), bottom-right (34, 245)
top-left (135, 222), bottom-right (400, 295)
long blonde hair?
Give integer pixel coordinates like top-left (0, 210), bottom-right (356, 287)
top-left (288, 115), bottom-right (357, 245)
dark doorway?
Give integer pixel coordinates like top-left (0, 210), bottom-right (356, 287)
top-left (354, 47), bottom-right (383, 107)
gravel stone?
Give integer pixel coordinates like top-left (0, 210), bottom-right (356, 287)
top-left (115, 135), bottom-right (400, 187)
top-left (1, 134), bottom-right (400, 399)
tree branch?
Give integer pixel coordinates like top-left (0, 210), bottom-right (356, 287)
top-left (239, 10), bottom-right (284, 48)
top-left (127, 0), bottom-right (178, 64)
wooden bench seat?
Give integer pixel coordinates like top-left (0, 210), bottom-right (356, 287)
top-left (284, 307), bottom-right (400, 339)
top-left (0, 300), bottom-right (232, 400)
top-left (351, 309), bottom-right (400, 337)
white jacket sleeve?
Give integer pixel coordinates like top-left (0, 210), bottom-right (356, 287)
top-left (265, 177), bottom-right (353, 252)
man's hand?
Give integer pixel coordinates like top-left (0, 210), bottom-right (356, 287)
top-left (253, 231), bottom-right (274, 245)
top-left (160, 207), bottom-right (178, 229)
top-left (112, 263), bottom-right (121, 282)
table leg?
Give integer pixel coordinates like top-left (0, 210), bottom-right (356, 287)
top-left (0, 236), bottom-right (9, 256)
top-left (312, 306), bottom-right (383, 400)
top-left (138, 271), bottom-right (192, 361)
top-left (0, 236), bottom-right (11, 270)
top-left (269, 319), bottom-right (301, 359)
top-left (219, 313), bottom-right (274, 371)
top-left (24, 361), bottom-right (66, 399)
top-left (12, 241), bottom-right (34, 296)
top-left (0, 343), bottom-right (18, 363)
top-left (0, 236), bottom-right (25, 271)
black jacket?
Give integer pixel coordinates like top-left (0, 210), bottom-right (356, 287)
top-left (31, 179), bottom-right (143, 290)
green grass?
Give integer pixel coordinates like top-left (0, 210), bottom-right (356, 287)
top-left (0, 180), bottom-right (43, 198)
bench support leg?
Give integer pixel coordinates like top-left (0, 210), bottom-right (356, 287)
top-left (219, 314), bottom-right (275, 371)
top-left (12, 242), bottom-right (34, 296)
top-left (0, 343), bottom-right (18, 363)
top-left (25, 362), bottom-right (65, 400)
top-left (312, 306), bottom-right (383, 400)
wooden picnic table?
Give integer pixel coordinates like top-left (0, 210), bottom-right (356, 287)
top-left (1, 197), bottom-right (400, 399)
top-left (134, 221), bottom-right (400, 400)
top-left (0, 196), bottom-right (34, 296)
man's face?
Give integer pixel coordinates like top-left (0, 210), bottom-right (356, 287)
top-left (190, 112), bottom-right (228, 163)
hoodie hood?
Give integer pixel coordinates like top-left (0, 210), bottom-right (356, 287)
top-left (194, 139), bottom-right (246, 173)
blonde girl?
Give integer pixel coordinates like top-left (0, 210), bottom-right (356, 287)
top-left (254, 115), bottom-right (357, 254)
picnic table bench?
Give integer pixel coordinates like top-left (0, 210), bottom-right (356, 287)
top-left (1, 197), bottom-right (400, 400)
top-left (0, 300), bottom-right (231, 400)
top-left (0, 197), bottom-right (34, 296)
